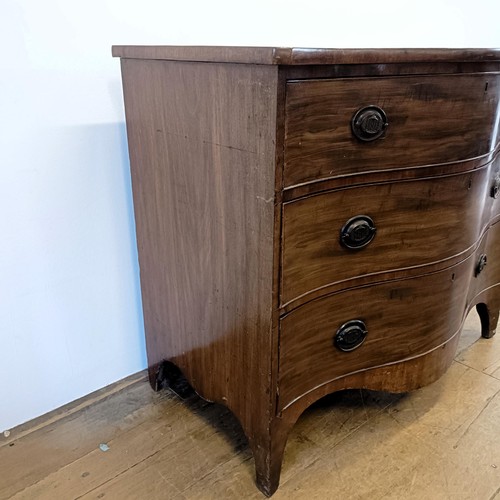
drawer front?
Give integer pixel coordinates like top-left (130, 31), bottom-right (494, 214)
top-left (284, 74), bottom-right (500, 187)
top-left (491, 158), bottom-right (500, 220)
top-left (469, 220), bottom-right (500, 302)
top-left (278, 258), bottom-right (472, 411)
top-left (281, 166), bottom-right (490, 306)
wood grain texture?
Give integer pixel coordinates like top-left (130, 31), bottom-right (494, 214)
top-left (283, 61), bottom-right (500, 82)
top-left (0, 372), bottom-right (151, 499)
top-left (281, 164), bottom-right (491, 306)
top-left (275, 221), bottom-right (500, 456)
top-left (112, 45), bottom-right (280, 64)
top-left (282, 48), bottom-right (500, 65)
top-left (279, 257), bottom-right (473, 411)
top-left (5, 324), bottom-right (500, 500)
top-left (112, 46), bottom-right (500, 65)
top-left (467, 152), bottom-right (500, 331)
top-left (120, 57), bottom-right (279, 493)
top-left (282, 146), bottom-right (499, 200)
top-left (115, 48), bottom-right (500, 497)
top-left (469, 221), bottom-right (500, 336)
top-left (285, 74), bottom-right (500, 187)
top-left (275, 322), bottom-right (464, 444)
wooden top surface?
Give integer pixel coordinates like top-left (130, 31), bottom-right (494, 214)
top-left (112, 46), bottom-right (500, 65)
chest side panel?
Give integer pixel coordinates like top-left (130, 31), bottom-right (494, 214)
top-left (120, 58), bottom-right (279, 434)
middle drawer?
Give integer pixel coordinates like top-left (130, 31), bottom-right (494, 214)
top-left (281, 166), bottom-right (490, 306)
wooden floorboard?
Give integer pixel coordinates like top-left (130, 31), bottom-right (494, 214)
top-left (2, 311), bottom-right (500, 499)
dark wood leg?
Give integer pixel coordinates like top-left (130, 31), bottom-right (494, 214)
top-left (148, 363), bottom-right (161, 391)
top-left (253, 441), bottom-right (285, 496)
top-left (476, 301), bottom-right (499, 339)
top-left (148, 361), bottom-right (194, 398)
top-left (248, 417), bottom-right (294, 497)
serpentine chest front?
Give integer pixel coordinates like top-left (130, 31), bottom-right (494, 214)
top-left (113, 46), bottom-right (500, 496)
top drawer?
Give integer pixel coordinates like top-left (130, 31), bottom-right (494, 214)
top-left (284, 74), bottom-right (500, 188)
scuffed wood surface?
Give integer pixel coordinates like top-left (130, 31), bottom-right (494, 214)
top-left (120, 57), bottom-right (278, 445)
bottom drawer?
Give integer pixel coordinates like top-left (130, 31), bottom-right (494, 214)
top-left (278, 258), bottom-right (473, 411)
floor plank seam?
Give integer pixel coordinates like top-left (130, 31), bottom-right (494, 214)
top-left (4, 395), bottom-right (185, 498)
top-left (72, 448), bottom-right (166, 500)
top-left (0, 373), bottom-right (148, 450)
top-left (35, 406), bottom-right (230, 499)
top-left (188, 452), bottom-right (253, 491)
top-left (384, 408), bottom-right (439, 452)
top-left (452, 386), bottom-right (500, 450)
top-left (278, 403), bottom-right (392, 490)
top-left (455, 335), bottom-right (482, 357)
top-left (453, 359), bottom-right (500, 380)
top-left (6, 425), bottom-right (162, 500)
top-left (488, 484), bottom-right (500, 500)
top-left (5, 316), bottom-right (500, 499)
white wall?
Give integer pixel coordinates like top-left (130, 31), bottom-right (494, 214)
top-left (1, 0), bottom-right (499, 432)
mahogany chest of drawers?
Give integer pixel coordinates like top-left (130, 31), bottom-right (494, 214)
top-left (113, 46), bottom-right (500, 496)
